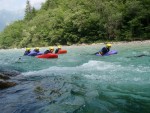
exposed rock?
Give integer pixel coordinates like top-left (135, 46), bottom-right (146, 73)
top-left (1, 70), bottom-right (20, 77)
top-left (0, 81), bottom-right (17, 89)
top-left (0, 70), bottom-right (20, 89)
top-left (0, 73), bottom-right (10, 80)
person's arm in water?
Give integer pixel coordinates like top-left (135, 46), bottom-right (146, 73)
top-left (126, 54), bottom-right (150, 58)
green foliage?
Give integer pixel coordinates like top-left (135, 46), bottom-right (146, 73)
top-left (119, 0), bottom-right (150, 40)
top-left (0, 0), bottom-right (149, 48)
top-left (24, 0), bottom-right (32, 20)
top-left (25, 0), bottom-right (37, 20)
top-left (0, 20), bottom-right (25, 48)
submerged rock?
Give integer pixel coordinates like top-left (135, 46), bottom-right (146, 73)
top-left (0, 81), bottom-right (17, 89)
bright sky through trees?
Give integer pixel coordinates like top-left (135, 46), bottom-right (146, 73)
top-left (0, 0), bottom-right (46, 11)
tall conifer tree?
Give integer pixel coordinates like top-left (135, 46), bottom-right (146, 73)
top-left (25, 0), bottom-right (32, 20)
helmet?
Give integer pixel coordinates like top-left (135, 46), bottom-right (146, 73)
top-left (58, 46), bottom-right (61, 48)
top-left (35, 47), bottom-right (39, 50)
top-left (106, 44), bottom-right (112, 47)
top-left (26, 48), bottom-right (31, 51)
top-left (49, 47), bottom-right (54, 50)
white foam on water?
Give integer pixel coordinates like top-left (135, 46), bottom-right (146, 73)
top-left (22, 60), bottom-right (150, 83)
top-left (22, 60), bottom-right (121, 76)
top-left (80, 60), bottom-right (122, 71)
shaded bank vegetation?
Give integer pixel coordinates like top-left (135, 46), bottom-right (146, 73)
top-left (0, 0), bottom-right (149, 48)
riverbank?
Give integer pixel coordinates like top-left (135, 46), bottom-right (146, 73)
top-left (0, 40), bottom-right (150, 51)
top-left (65, 40), bottom-right (150, 49)
top-left (79, 39), bottom-right (150, 46)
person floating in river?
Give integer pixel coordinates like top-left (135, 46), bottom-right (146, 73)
top-left (24, 48), bottom-right (31, 55)
top-left (126, 54), bottom-right (150, 58)
top-left (95, 44), bottom-right (112, 55)
top-left (33, 47), bottom-right (40, 53)
top-left (55, 46), bottom-right (61, 54)
top-left (27, 47), bottom-right (41, 56)
top-left (44, 47), bottom-right (54, 54)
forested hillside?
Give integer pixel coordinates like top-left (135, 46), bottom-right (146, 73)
top-left (0, 0), bottom-right (149, 48)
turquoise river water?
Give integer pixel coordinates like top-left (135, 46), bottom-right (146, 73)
top-left (0, 42), bottom-right (150, 113)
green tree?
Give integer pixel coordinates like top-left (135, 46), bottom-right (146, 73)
top-left (0, 0), bottom-right (150, 49)
top-left (31, 7), bottom-right (36, 17)
top-left (25, 0), bottom-right (32, 20)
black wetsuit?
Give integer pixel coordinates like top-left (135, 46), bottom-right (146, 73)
top-left (24, 51), bottom-right (30, 55)
top-left (44, 50), bottom-right (53, 54)
top-left (100, 47), bottom-right (110, 55)
top-left (34, 50), bottom-right (40, 53)
top-left (55, 48), bottom-right (60, 53)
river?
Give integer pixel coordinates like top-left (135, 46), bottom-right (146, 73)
top-left (0, 41), bottom-right (150, 113)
